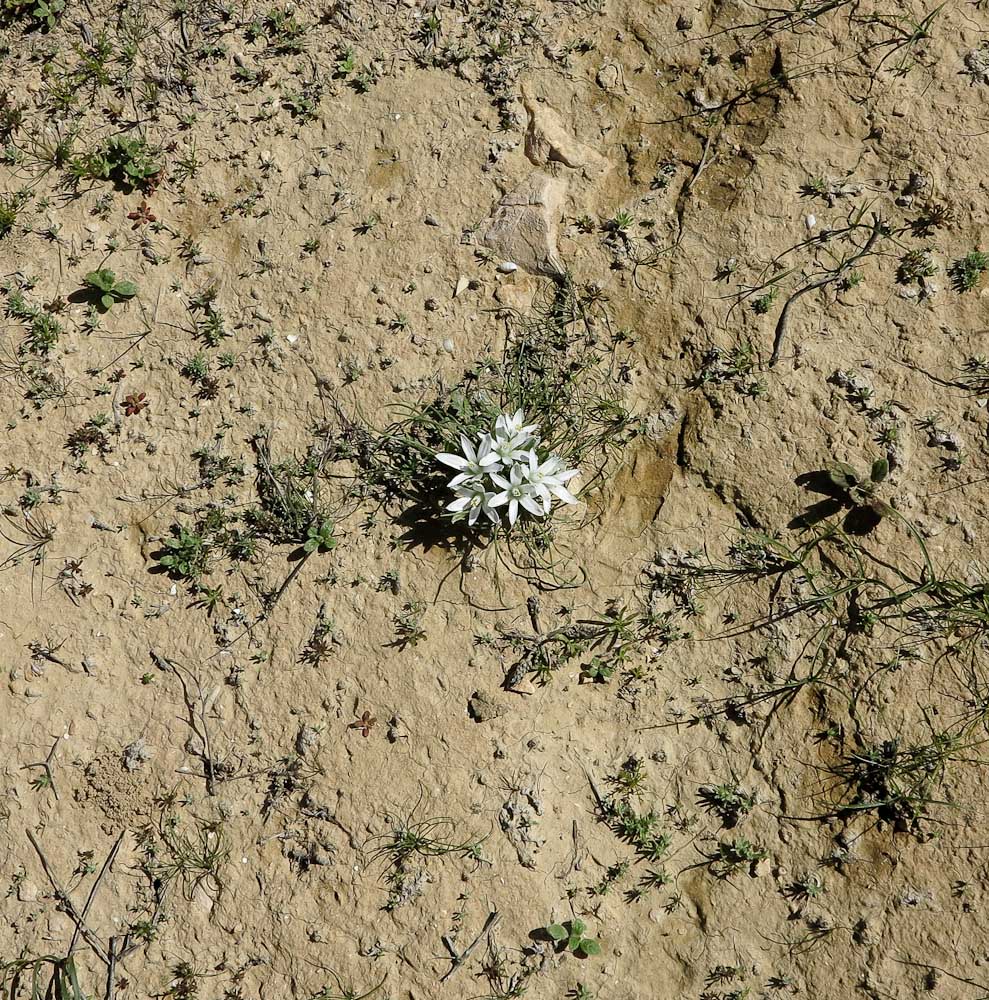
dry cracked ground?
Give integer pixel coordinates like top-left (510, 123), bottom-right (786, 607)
top-left (2, 1), bottom-right (989, 998)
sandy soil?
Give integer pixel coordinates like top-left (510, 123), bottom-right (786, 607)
top-left (3, 1), bottom-right (989, 998)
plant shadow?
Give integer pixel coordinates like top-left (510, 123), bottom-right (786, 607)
top-left (789, 470), bottom-right (882, 535)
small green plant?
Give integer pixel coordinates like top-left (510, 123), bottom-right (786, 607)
top-left (145, 816), bottom-right (229, 900)
top-left (82, 269), bottom-right (138, 311)
top-left (0, 194), bottom-right (21, 237)
top-left (74, 134), bottom-right (162, 192)
top-left (303, 520), bottom-right (337, 554)
top-left (545, 919), bottom-right (601, 957)
top-left (752, 287), bottom-right (780, 314)
top-left (896, 247), bottom-right (937, 284)
top-left (708, 837), bottom-right (767, 878)
top-left (948, 250), bottom-right (989, 292)
top-left (154, 526), bottom-right (209, 580)
top-left (605, 210), bottom-right (634, 235)
top-left (392, 600), bottom-right (427, 648)
top-left (28, 313), bottom-right (61, 354)
top-left (792, 457), bottom-right (892, 534)
top-left (697, 784), bottom-right (756, 828)
top-left (1, 0), bottom-right (63, 29)
top-left (368, 806), bottom-right (484, 911)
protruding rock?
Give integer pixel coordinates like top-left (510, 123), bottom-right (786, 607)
top-left (479, 172), bottom-right (566, 277)
top-left (522, 91), bottom-right (606, 174)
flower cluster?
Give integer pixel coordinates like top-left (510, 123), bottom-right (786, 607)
top-left (436, 410), bottom-right (580, 527)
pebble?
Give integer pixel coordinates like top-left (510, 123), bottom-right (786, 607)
top-left (497, 261), bottom-right (519, 274)
top-left (596, 64), bottom-right (621, 91)
top-left (17, 881), bottom-right (40, 902)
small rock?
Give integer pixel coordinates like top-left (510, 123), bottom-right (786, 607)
top-left (964, 46), bottom-right (989, 84)
top-left (468, 690), bottom-right (507, 723)
top-left (122, 739), bottom-right (152, 771)
top-left (454, 275), bottom-right (470, 297)
top-left (424, 214), bottom-right (441, 226)
top-left (596, 63), bottom-right (621, 91)
top-left (479, 172), bottom-right (567, 277)
top-left (17, 880), bottom-right (40, 902)
top-left (296, 725), bottom-right (319, 756)
top-left (522, 90), bottom-right (607, 173)
top-left (676, 12), bottom-right (693, 30)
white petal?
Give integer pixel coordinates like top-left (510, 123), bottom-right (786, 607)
top-left (550, 485), bottom-right (579, 505)
top-left (489, 490), bottom-right (509, 507)
top-left (447, 496), bottom-right (471, 512)
top-left (519, 495), bottom-right (544, 517)
top-left (437, 452), bottom-right (468, 470)
top-left (507, 499), bottom-right (519, 524)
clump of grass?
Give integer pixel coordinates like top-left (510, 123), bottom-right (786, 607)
top-left (367, 802), bottom-right (485, 911)
top-left (1, 954), bottom-right (89, 1000)
top-left (329, 278), bottom-right (637, 587)
top-left (824, 723), bottom-right (979, 834)
top-left (0, 193), bottom-right (24, 237)
top-left (141, 815), bottom-right (229, 900)
top-left (948, 250), bottom-right (989, 293)
top-left (489, 598), bottom-right (687, 687)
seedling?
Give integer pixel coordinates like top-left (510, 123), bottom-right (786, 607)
top-left (303, 520), bottom-right (337, 554)
top-left (948, 250), bottom-right (989, 292)
top-left (154, 526), bottom-right (208, 580)
top-left (74, 134), bottom-right (162, 192)
top-left (697, 784), bottom-right (756, 828)
top-left (0, 194), bottom-right (21, 237)
top-left (708, 837), bottom-right (767, 878)
top-left (82, 269), bottom-right (138, 312)
top-left (792, 457), bottom-right (892, 534)
top-left (1, 0), bottom-right (63, 28)
top-left (545, 919), bottom-right (601, 957)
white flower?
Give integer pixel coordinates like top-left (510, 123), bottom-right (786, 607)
top-left (494, 408), bottom-right (538, 445)
top-left (446, 480), bottom-right (501, 526)
top-left (489, 464), bottom-right (545, 525)
top-left (436, 433), bottom-right (501, 487)
top-left (489, 429), bottom-right (534, 466)
top-left (523, 452), bottom-right (580, 513)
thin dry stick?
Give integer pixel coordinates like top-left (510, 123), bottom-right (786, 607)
top-left (25, 828), bottom-right (111, 966)
top-left (769, 213), bottom-right (883, 365)
top-left (440, 909), bottom-right (500, 982)
top-left (68, 832), bottom-right (125, 956)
